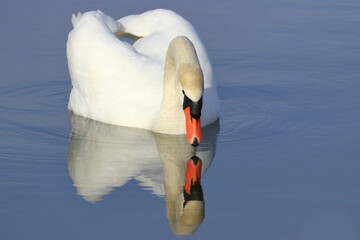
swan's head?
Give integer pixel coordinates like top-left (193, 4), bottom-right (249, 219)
top-left (178, 64), bottom-right (204, 146)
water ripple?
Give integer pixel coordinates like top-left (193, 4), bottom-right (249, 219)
top-left (217, 85), bottom-right (331, 144)
top-left (0, 80), bottom-right (71, 164)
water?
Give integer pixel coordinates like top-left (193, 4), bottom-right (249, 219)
top-left (1, 0), bottom-right (360, 239)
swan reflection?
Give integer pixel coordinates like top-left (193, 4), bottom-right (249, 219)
top-left (68, 113), bottom-right (219, 235)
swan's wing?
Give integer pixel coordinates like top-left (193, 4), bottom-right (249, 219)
top-left (67, 11), bottom-right (163, 129)
top-left (117, 9), bottom-right (207, 64)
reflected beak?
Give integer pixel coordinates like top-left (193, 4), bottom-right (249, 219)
top-left (184, 156), bottom-right (203, 196)
top-left (184, 107), bottom-right (202, 146)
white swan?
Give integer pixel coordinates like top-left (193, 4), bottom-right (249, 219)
top-left (66, 9), bottom-right (219, 145)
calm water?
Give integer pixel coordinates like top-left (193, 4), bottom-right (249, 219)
top-left (1, 0), bottom-right (360, 239)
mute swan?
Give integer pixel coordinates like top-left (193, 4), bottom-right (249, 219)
top-left (66, 9), bottom-right (219, 146)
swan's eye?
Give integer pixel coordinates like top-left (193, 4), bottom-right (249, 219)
top-left (182, 90), bottom-right (185, 95)
top-left (183, 94), bottom-right (202, 119)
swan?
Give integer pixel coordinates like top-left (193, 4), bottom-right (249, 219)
top-left (66, 9), bottom-right (219, 145)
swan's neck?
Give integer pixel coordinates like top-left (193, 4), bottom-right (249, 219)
top-left (153, 37), bottom-right (203, 134)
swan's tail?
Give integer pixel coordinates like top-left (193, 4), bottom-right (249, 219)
top-left (70, 10), bottom-right (124, 34)
top-left (71, 12), bottom-right (82, 27)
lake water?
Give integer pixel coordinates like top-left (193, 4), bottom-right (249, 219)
top-left (1, 0), bottom-right (360, 239)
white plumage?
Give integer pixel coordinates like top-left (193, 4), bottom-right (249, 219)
top-left (67, 9), bottom-right (219, 134)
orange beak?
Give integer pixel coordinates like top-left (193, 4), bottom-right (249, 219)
top-left (184, 107), bottom-right (202, 146)
top-left (184, 157), bottom-right (202, 195)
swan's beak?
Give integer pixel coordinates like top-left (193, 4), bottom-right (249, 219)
top-left (184, 107), bottom-right (202, 146)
